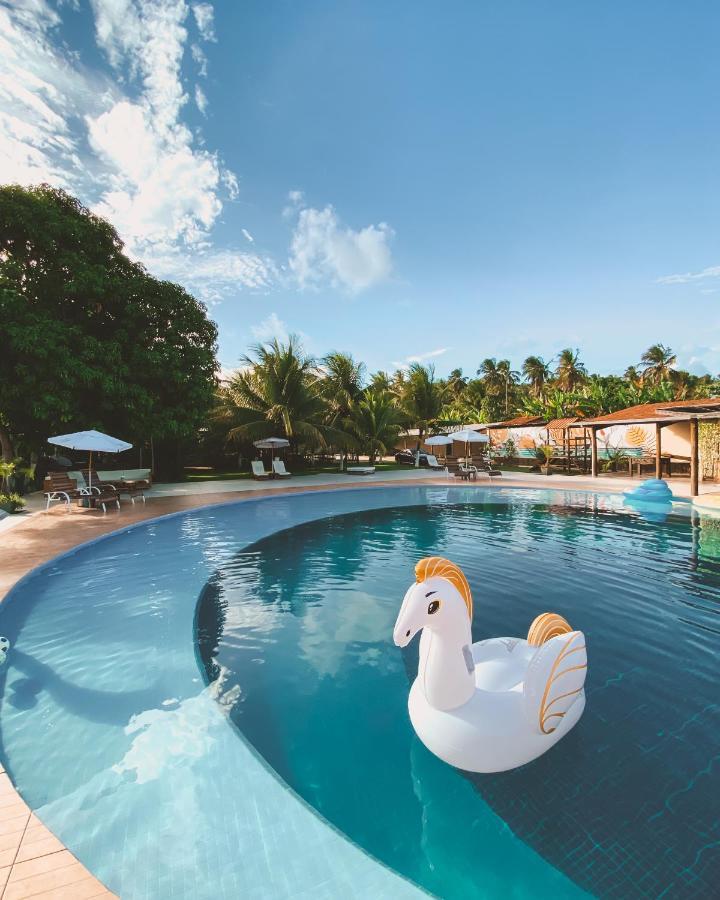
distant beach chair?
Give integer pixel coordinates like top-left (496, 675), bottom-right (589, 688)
top-left (251, 460), bottom-right (271, 480)
top-left (272, 459), bottom-right (292, 478)
top-left (425, 454), bottom-right (449, 473)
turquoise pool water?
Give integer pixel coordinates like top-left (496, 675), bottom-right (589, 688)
top-left (1, 487), bottom-right (718, 898)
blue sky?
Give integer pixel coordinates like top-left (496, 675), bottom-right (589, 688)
top-left (2, 1), bottom-right (718, 378)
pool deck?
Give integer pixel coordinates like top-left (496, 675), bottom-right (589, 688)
top-left (0, 467), bottom-right (715, 898)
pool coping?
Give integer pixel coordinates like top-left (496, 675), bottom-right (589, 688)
top-left (0, 475), bottom-right (685, 899)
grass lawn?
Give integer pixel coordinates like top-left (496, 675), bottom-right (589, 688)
top-left (183, 461), bottom-right (412, 482)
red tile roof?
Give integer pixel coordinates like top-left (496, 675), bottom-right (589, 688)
top-left (546, 417), bottom-right (581, 430)
top-left (487, 415), bottom-right (546, 428)
top-left (583, 398), bottom-right (720, 425)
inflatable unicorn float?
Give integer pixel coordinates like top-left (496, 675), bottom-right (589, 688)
top-left (393, 557), bottom-right (587, 773)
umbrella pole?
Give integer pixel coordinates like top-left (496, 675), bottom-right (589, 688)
top-left (89, 450), bottom-right (92, 488)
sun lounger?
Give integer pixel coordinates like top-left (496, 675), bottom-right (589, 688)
top-left (272, 460), bottom-right (292, 478)
top-left (425, 454), bottom-right (449, 473)
top-left (44, 472), bottom-right (119, 512)
top-left (347, 466), bottom-right (375, 475)
top-left (82, 469), bottom-right (147, 502)
top-left (43, 472), bottom-right (86, 510)
top-left (251, 460), bottom-right (271, 480)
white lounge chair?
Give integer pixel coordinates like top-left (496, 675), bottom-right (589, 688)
top-left (272, 459), bottom-right (292, 478)
top-left (347, 466), bottom-right (375, 475)
top-left (251, 460), bottom-right (271, 480)
top-left (425, 454), bottom-right (448, 472)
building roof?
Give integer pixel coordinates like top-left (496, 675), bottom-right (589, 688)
top-left (487, 415), bottom-right (546, 429)
top-left (546, 417), bottom-right (581, 430)
top-left (583, 398), bottom-right (720, 426)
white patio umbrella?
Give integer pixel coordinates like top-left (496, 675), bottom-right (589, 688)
top-left (47, 430), bottom-right (133, 487)
top-left (254, 437), bottom-right (290, 464)
top-left (450, 429), bottom-right (489, 460)
top-left (254, 437), bottom-right (290, 452)
top-left (425, 434), bottom-right (454, 460)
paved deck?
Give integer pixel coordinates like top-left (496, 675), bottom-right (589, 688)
top-left (0, 467), bottom-right (714, 898)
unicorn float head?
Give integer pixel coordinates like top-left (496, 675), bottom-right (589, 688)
top-left (393, 556), bottom-right (587, 773)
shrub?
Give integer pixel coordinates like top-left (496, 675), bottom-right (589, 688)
top-left (0, 492), bottom-right (25, 514)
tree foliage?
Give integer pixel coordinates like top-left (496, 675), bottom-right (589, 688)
top-left (0, 185), bottom-right (218, 462)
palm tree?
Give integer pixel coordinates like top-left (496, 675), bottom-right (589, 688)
top-left (640, 344), bottom-right (676, 385)
top-left (521, 355), bottom-right (551, 398)
top-left (369, 370), bottom-right (391, 393)
top-left (555, 348), bottom-right (587, 391)
top-left (402, 363), bottom-right (442, 465)
top-left (216, 337), bottom-right (334, 449)
top-left (477, 358), bottom-right (519, 415)
top-left (347, 390), bottom-right (405, 464)
top-left (624, 365), bottom-right (642, 388)
top-left (321, 352), bottom-right (365, 421)
top-left (320, 351), bottom-right (365, 467)
top-left (446, 368), bottom-right (467, 399)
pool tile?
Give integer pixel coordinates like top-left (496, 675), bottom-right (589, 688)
top-left (0, 814), bottom-right (30, 838)
top-left (4, 861), bottom-right (97, 899)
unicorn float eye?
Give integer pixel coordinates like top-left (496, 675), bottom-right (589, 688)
top-left (427, 600), bottom-right (440, 615)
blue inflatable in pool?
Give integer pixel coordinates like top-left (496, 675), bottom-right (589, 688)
top-left (624, 479), bottom-right (674, 523)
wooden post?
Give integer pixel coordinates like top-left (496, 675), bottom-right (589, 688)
top-left (655, 423), bottom-right (662, 479)
top-left (591, 426), bottom-right (598, 478)
top-left (690, 418), bottom-right (699, 497)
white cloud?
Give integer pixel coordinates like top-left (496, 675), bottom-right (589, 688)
top-left (391, 347), bottom-right (450, 371)
top-left (407, 347), bottom-right (450, 363)
top-left (289, 203), bottom-right (393, 293)
top-left (194, 84), bottom-right (207, 115)
top-left (190, 42), bottom-right (208, 77)
top-left (241, 228), bottom-right (254, 243)
top-left (656, 265), bottom-right (720, 285)
top-left (146, 247), bottom-right (277, 304)
top-left (251, 313), bottom-right (289, 344)
top-left (191, 2), bottom-right (215, 41)
top-left (0, 0), bottom-right (108, 190)
top-left (675, 344), bottom-right (720, 377)
top-left (0, 1), bottom-right (277, 303)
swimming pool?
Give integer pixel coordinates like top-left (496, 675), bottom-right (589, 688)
top-left (1, 486), bottom-right (718, 898)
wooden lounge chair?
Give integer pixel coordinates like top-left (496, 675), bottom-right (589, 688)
top-left (82, 469), bottom-right (147, 503)
top-left (251, 460), bottom-right (271, 480)
top-left (43, 472), bottom-right (119, 512)
top-left (43, 472), bottom-right (86, 510)
top-left (272, 460), bottom-right (292, 478)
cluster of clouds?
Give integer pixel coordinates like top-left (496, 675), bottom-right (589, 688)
top-left (286, 192), bottom-right (393, 294)
top-left (0, 1), bottom-right (394, 305)
top-left (657, 265), bottom-right (720, 293)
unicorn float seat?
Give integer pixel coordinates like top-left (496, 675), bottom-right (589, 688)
top-left (393, 557), bottom-right (587, 773)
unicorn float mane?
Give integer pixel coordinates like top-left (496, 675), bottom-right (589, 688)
top-left (415, 556), bottom-right (473, 621)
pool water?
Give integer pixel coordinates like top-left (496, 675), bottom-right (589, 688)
top-left (1, 487), bottom-right (718, 898)
top-left (196, 499), bottom-right (720, 899)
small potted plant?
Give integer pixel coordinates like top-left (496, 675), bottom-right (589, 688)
top-left (538, 444), bottom-right (554, 475)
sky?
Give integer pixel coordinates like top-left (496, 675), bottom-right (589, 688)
top-left (1, 0), bottom-right (719, 378)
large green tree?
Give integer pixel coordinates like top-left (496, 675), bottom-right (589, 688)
top-left (0, 185), bottom-right (218, 468)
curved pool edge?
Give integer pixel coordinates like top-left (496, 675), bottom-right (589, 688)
top-left (0, 479), bottom-right (647, 898)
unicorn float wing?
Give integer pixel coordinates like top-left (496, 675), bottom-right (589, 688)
top-left (394, 559), bottom-right (588, 773)
top-left (523, 621), bottom-right (587, 736)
